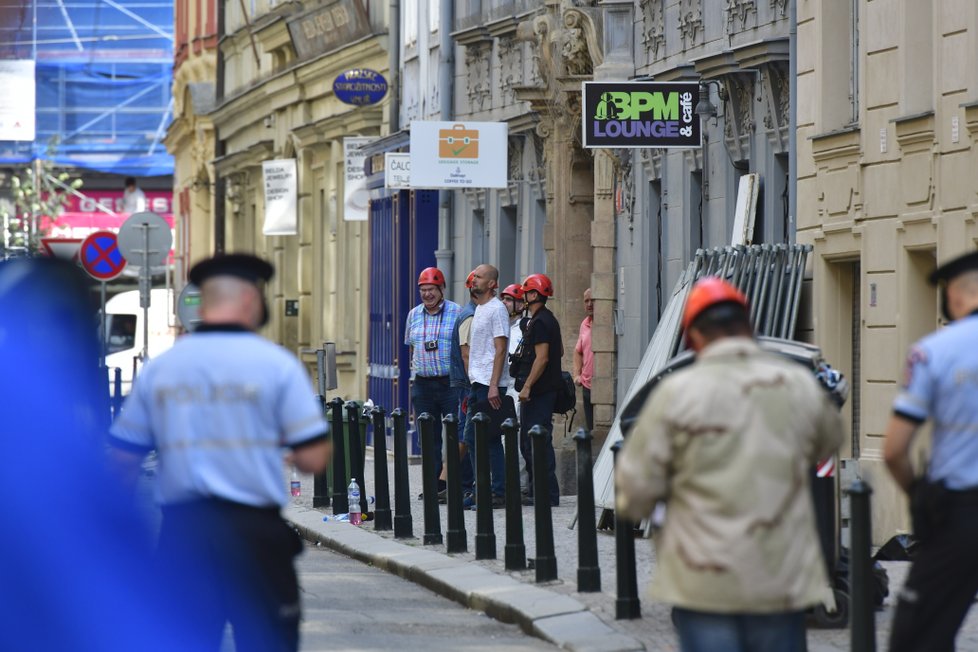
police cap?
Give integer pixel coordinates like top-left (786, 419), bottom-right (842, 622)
top-left (928, 250), bottom-right (978, 286)
top-left (189, 253), bottom-right (274, 287)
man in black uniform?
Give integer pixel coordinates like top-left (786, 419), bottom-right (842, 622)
top-left (513, 273), bottom-right (562, 506)
top-left (109, 254), bottom-right (331, 652)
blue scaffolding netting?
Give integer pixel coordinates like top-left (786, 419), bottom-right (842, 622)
top-left (0, 0), bottom-right (174, 177)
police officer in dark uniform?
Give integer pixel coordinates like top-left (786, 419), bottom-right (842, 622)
top-left (884, 249), bottom-right (978, 652)
top-left (109, 254), bottom-right (330, 652)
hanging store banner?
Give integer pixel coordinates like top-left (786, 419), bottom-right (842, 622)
top-left (0, 60), bottom-right (36, 141)
top-left (409, 121), bottom-right (508, 189)
top-left (262, 159), bottom-right (298, 235)
top-left (344, 137), bottom-right (375, 221)
top-left (582, 81), bottom-right (700, 149)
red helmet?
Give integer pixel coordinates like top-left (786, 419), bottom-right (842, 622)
top-left (501, 283), bottom-right (524, 300)
top-left (465, 270), bottom-right (476, 289)
top-left (521, 273), bottom-right (554, 298)
top-left (682, 277), bottom-right (749, 331)
top-left (418, 267), bottom-right (446, 288)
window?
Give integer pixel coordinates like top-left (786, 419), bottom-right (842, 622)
top-left (403, 1), bottom-right (418, 48)
top-left (106, 314), bottom-right (137, 354)
top-left (429, 0), bottom-right (439, 33)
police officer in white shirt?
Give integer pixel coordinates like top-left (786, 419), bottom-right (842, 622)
top-left (109, 253), bottom-right (330, 652)
top-left (885, 250), bottom-right (978, 652)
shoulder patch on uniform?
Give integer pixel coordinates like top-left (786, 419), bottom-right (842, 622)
top-left (902, 346), bottom-right (927, 388)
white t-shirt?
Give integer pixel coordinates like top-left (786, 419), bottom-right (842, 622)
top-left (467, 297), bottom-right (510, 387)
top-left (122, 187), bottom-right (147, 213)
top-left (505, 318), bottom-right (523, 410)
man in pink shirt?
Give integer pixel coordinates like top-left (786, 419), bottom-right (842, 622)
top-left (573, 288), bottom-right (594, 433)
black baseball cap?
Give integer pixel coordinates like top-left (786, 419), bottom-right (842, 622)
top-left (928, 250), bottom-right (978, 286)
top-left (189, 253), bottom-right (274, 287)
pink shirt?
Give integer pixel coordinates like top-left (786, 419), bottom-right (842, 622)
top-left (575, 316), bottom-right (593, 389)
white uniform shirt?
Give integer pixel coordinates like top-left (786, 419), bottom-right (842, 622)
top-left (110, 329), bottom-right (328, 508)
top-left (467, 297), bottom-right (510, 387)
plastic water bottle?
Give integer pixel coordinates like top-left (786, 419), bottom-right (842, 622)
top-left (290, 467), bottom-right (301, 498)
top-left (348, 479), bottom-right (362, 526)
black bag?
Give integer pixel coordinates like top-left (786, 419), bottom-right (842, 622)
top-left (553, 371), bottom-right (577, 414)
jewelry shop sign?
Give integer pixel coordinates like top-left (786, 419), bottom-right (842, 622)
top-left (582, 81), bottom-right (700, 149)
top-left (409, 121), bottom-right (508, 189)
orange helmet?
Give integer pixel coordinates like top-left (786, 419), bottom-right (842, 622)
top-left (521, 273), bottom-right (554, 298)
top-left (682, 277), bottom-right (749, 331)
top-left (418, 267), bottom-right (446, 288)
top-left (501, 283), bottom-right (524, 300)
top-left (465, 270), bottom-right (476, 289)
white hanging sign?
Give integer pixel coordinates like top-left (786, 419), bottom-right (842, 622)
top-left (344, 137), bottom-right (375, 221)
top-left (262, 159), bottom-right (298, 235)
top-left (409, 121), bottom-right (508, 189)
top-left (0, 60), bottom-right (36, 141)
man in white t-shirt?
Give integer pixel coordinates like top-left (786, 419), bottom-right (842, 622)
top-left (122, 177), bottom-right (147, 214)
top-left (462, 264), bottom-right (511, 508)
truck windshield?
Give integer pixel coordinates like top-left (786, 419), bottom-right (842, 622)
top-left (106, 314), bottom-right (137, 354)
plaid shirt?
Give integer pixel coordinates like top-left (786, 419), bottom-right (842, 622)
top-left (404, 300), bottom-right (461, 378)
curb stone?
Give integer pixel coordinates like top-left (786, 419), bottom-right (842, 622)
top-left (287, 505), bottom-right (645, 651)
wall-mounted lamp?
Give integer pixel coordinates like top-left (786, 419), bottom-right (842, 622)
top-left (696, 80), bottom-right (727, 124)
top-left (264, 115), bottom-right (274, 129)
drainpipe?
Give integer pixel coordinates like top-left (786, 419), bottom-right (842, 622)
top-left (389, 0), bottom-right (400, 133)
top-left (435, 0), bottom-right (455, 284)
top-left (788, 0), bottom-right (797, 243)
top-left (214, 0), bottom-right (227, 254)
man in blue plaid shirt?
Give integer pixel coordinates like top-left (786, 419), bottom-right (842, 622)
top-left (405, 267), bottom-right (462, 497)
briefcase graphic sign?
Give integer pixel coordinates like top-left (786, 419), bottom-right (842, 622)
top-left (438, 124), bottom-right (479, 159)
top-left (410, 121), bottom-right (507, 189)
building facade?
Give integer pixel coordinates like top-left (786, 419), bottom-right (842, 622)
top-left (170, 0), bottom-right (390, 398)
top-left (798, 0), bottom-right (978, 543)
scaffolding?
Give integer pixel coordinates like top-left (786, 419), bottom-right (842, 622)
top-left (0, 0), bottom-right (174, 176)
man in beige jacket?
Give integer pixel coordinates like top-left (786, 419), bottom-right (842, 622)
top-left (616, 277), bottom-right (843, 652)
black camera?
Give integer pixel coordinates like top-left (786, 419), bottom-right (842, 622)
top-left (424, 340), bottom-right (438, 351)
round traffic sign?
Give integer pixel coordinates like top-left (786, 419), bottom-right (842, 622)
top-left (117, 211), bottom-right (172, 268)
top-left (80, 231), bottom-right (127, 281)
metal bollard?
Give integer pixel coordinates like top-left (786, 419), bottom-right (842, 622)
top-left (313, 395), bottom-right (330, 508)
top-left (329, 397), bottom-right (348, 515)
top-left (418, 413), bottom-right (444, 545)
top-left (849, 479), bottom-right (876, 652)
top-left (612, 441), bottom-right (641, 619)
top-left (443, 413), bottom-right (467, 553)
top-left (391, 408), bottom-right (414, 538)
top-left (530, 425), bottom-right (557, 582)
top-left (502, 417), bottom-right (526, 570)
top-left (371, 406), bottom-right (392, 531)
top-left (112, 367), bottom-right (123, 419)
top-left (472, 412), bottom-right (496, 560)
top-left (574, 427), bottom-right (600, 592)
top-left (345, 401), bottom-right (368, 516)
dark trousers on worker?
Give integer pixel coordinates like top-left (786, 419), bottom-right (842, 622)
top-left (157, 499), bottom-right (303, 652)
top-left (410, 376), bottom-right (460, 489)
top-left (889, 492), bottom-right (978, 652)
top-left (581, 385), bottom-right (593, 434)
top-left (519, 389), bottom-right (560, 506)
top-left (462, 382), bottom-right (506, 498)
top-left (672, 608), bottom-right (806, 652)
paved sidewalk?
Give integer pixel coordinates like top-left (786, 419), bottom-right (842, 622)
top-left (285, 449), bottom-right (978, 651)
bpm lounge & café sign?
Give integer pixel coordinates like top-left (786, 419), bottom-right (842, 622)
top-left (582, 81), bottom-right (700, 149)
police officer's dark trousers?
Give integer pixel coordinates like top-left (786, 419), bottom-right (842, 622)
top-left (157, 499), bottom-right (303, 652)
top-left (889, 491), bottom-right (978, 652)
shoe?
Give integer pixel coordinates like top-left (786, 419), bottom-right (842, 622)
top-left (462, 493), bottom-right (476, 509)
top-left (521, 495), bottom-right (534, 506)
top-left (437, 489), bottom-right (447, 504)
top-left (491, 495), bottom-right (506, 509)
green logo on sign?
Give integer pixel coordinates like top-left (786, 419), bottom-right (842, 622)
top-left (594, 91), bottom-right (680, 121)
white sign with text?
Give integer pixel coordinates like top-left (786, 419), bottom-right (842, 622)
top-left (409, 121), bottom-right (508, 189)
top-left (262, 159), bottom-right (298, 235)
top-left (384, 153), bottom-right (411, 189)
top-left (344, 137), bottom-right (375, 221)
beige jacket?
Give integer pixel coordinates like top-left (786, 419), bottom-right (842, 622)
top-left (616, 337), bottom-right (843, 613)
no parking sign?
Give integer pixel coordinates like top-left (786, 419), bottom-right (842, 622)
top-left (80, 231), bottom-right (127, 281)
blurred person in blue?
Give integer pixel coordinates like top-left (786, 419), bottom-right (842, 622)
top-left (0, 257), bottom-right (195, 651)
top-left (885, 250), bottom-right (978, 652)
top-left (108, 253), bottom-right (331, 652)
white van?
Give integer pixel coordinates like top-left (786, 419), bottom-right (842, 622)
top-left (104, 288), bottom-right (178, 394)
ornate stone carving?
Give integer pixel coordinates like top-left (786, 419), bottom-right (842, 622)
top-left (725, 0), bottom-right (756, 31)
top-left (498, 36), bottom-right (524, 106)
top-left (465, 44), bottom-right (492, 111)
top-left (641, 0), bottom-right (666, 61)
top-left (678, 0), bottom-right (703, 50)
top-left (763, 64), bottom-right (789, 133)
top-left (561, 10), bottom-right (593, 76)
top-left (508, 136), bottom-right (524, 182)
top-left (770, 0), bottom-right (788, 18)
